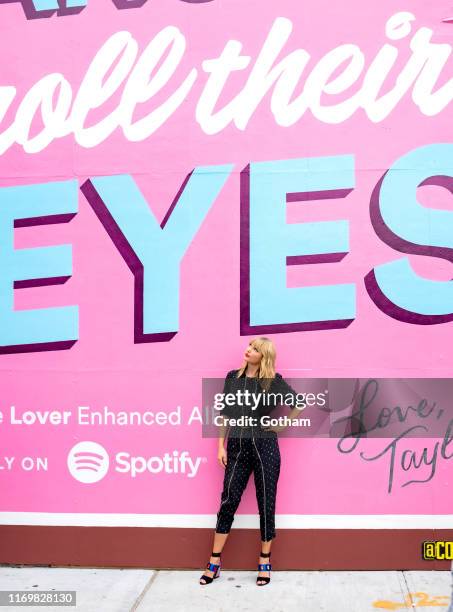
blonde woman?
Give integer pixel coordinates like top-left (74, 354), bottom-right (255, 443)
top-left (199, 336), bottom-right (305, 586)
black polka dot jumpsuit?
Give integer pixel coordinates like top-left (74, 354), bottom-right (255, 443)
top-left (215, 369), bottom-right (303, 542)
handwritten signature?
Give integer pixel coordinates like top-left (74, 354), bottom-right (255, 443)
top-left (332, 379), bottom-right (453, 493)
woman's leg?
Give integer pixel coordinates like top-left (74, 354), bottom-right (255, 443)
top-left (252, 436), bottom-right (281, 542)
top-left (201, 436), bottom-right (253, 582)
top-left (257, 539), bottom-right (273, 585)
top-left (260, 540), bottom-right (272, 554)
top-left (199, 532), bottom-right (229, 584)
top-left (215, 436), bottom-right (253, 535)
top-left (252, 435), bottom-right (281, 583)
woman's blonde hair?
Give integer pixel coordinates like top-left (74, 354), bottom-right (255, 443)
top-left (236, 336), bottom-right (276, 391)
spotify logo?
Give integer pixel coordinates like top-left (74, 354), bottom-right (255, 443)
top-left (67, 442), bottom-right (205, 483)
top-left (67, 441), bottom-right (109, 483)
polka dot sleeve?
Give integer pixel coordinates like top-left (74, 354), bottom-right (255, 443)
top-left (219, 369), bottom-right (237, 418)
top-left (273, 373), bottom-right (306, 411)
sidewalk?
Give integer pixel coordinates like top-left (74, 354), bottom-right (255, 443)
top-left (1, 566), bottom-right (452, 612)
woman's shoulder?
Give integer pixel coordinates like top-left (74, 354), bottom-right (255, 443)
top-left (271, 372), bottom-right (285, 387)
top-left (225, 370), bottom-right (283, 380)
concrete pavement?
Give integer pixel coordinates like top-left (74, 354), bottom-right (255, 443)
top-left (0, 566), bottom-right (452, 611)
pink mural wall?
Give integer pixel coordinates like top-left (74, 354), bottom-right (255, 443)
top-left (1, 0), bottom-right (452, 525)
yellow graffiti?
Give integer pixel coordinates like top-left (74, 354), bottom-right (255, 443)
top-left (373, 592), bottom-right (450, 609)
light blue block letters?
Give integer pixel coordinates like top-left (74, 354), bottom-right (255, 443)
top-left (374, 144), bottom-right (453, 316)
top-left (248, 156), bottom-right (356, 325)
top-left (88, 165), bottom-right (233, 335)
top-left (0, 180), bottom-right (78, 347)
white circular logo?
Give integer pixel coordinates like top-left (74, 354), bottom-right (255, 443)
top-left (67, 441), bottom-right (109, 483)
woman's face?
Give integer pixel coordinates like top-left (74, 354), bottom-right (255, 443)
top-left (244, 342), bottom-right (262, 366)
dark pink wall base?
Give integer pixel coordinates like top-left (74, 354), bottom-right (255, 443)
top-left (1, 527), bottom-right (452, 570)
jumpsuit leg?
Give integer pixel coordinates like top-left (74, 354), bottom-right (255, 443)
top-left (215, 436), bottom-right (253, 534)
top-left (252, 435), bottom-right (281, 542)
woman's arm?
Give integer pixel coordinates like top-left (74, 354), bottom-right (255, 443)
top-left (274, 373), bottom-right (306, 409)
top-left (218, 414), bottom-right (229, 448)
top-left (217, 370), bottom-right (235, 457)
top-left (217, 415), bottom-right (229, 468)
top-left (263, 373), bottom-right (306, 432)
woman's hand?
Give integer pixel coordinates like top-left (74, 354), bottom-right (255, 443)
top-left (218, 446), bottom-right (227, 469)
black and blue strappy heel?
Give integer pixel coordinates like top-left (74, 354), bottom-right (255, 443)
top-left (199, 551), bottom-right (221, 585)
top-left (256, 551), bottom-right (271, 586)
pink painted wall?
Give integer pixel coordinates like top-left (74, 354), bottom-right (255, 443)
top-left (0, 0), bottom-right (452, 519)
